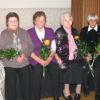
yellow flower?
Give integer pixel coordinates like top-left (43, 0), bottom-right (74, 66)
top-left (74, 35), bottom-right (80, 40)
top-left (43, 39), bottom-right (50, 46)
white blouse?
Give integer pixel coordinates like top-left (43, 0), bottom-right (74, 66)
top-left (35, 27), bottom-right (56, 51)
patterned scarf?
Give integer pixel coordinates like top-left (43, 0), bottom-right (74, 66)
top-left (65, 28), bottom-right (77, 60)
top-left (13, 33), bottom-right (22, 52)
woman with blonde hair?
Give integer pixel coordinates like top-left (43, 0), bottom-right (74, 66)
top-left (55, 12), bottom-right (84, 100)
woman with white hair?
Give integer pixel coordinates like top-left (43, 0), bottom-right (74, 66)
top-left (80, 13), bottom-right (100, 100)
top-left (80, 13), bottom-right (100, 54)
top-left (55, 12), bottom-right (84, 100)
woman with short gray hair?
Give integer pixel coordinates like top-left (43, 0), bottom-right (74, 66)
top-left (87, 13), bottom-right (99, 23)
top-left (80, 13), bottom-right (100, 100)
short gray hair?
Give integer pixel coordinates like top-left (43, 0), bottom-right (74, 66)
top-left (87, 13), bottom-right (99, 22)
top-left (60, 12), bottom-right (73, 25)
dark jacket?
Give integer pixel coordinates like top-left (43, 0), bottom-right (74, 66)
top-left (80, 26), bottom-right (100, 54)
top-left (55, 26), bottom-right (79, 63)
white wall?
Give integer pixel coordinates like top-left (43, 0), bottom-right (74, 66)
top-left (0, 0), bottom-right (71, 8)
top-left (0, 0), bottom-right (71, 32)
top-left (0, 8), bottom-right (70, 32)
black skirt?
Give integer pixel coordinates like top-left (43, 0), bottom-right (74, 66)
top-left (41, 62), bottom-right (60, 97)
top-left (31, 62), bottom-right (60, 98)
top-left (60, 60), bottom-right (84, 84)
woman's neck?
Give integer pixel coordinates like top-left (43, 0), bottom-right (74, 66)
top-left (35, 26), bottom-right (44, 32)
top-left (8, 28), bottom-right (18, 34)
top-left (63, 26), bottom-right (71, 30)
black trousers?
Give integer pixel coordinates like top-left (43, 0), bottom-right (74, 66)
top-left (4, 65), bottom-right (32, 100)
top-left (93, 56), bottom-right (100, 94)
top-left (94, 68), bottom-right (100, 94)
top-left (31, 62), bottom-right (60, 100)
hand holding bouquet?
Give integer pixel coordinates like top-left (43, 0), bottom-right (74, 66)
top-left (0, 48), bottom-right (20, 60)
top-left (40, 39), bottom-right (51, 77)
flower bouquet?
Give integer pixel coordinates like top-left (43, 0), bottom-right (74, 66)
top-left (40, 39), bottom-right (51, 78)
top-left (74, 35), bottom-right (95, 77)
top-left (0, 48), bottom-right (20, 60)
top-left (74, 35), bottom-right (100, 77)
top-left (74, 35), bottom-right (89, 58)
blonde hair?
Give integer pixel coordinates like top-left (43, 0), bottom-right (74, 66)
top-left (60, 12), bottom-right (73, 25)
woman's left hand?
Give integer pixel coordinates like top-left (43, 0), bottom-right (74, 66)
top-left (97, 51), bottom-right (100, 55)
top-left (44, 57), bottom-right (52, 66)
top-left (17, 54), bottom-right (26, 63)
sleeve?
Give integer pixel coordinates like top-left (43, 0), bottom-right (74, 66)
top-left (0, 32), bottom-right (7, 49)
top-left (22, 31), bottom-right (33, 58)
top-left (51, 40), bottom-right (56, 51)
top-left (80, 28), bottom-right (86, 42)
top-left (49, 28), bottom-right (56, 51)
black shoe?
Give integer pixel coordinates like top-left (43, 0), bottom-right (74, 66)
top-left (74, 94), bottom-right (80, 100)
top-left (64, 95), bottom-right (73, 100)
top-left (53, 96), bottom-right (59, 100)
top-left (84, 86), bottom-right (89, 96)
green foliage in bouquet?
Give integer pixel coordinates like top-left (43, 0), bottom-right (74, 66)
top-left (94, 39), bottom-right (100, 58)
top-left (88, 39), bottom-right (100, 77)
top-left (74, 35), bottom-right (95, 77)
top-left (40, 39), bottom-right (51, 77)
top-left (40, 40), bottom-right (51, 60)
top-left (74, 36), bottom-right (100, 77)
top-left (74, 36), bottom-right (89, 58)
top-left (0, 48), bottom-right (20, 60)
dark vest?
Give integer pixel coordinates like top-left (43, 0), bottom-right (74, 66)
top-left (28, 27), bottom-right (55, 65)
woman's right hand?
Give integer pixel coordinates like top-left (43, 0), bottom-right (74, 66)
top-left (31, 52), bottom-right (46, 66)
top-left (57, 57), bottom-right (63, 65)
top-left (39, 59), bottom-right (47, 66)
top-left (17, 54), bottom-right (26, 63)
top-left (55, 53), bottom-right (63, 64)
top-left (86, 53), bottom-right (92, 61)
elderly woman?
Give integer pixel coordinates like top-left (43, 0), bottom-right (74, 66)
top-left (80, 13), bottom-right (100, 55)
top-left (55, 12), bottom-right (84, 100)
top-left (0, 12), bottom-right (33, 100)
top-left (80, 13), bottom-right (100, 100)
top-left (28, 11), bottom-right (59, 100)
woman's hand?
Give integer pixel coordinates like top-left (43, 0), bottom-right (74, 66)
top-left (97, 51), bottom-right (100, 55)
top-left (31, 52), bottom-right (47, 66)
top-left (44, 57), bottom-right (52, 66)
top-left (57, 57), bottom-right (63, 65)
top-left (55, 53), bottom-right (63, 65)
top-left (17, 54), bottom-right (26, 63)
top-left (43, 51), bottom-right (55, 66)
top-left (86, 53), bottom-right (92, 61)
top-left (38, 59), bottom-right (47, 66)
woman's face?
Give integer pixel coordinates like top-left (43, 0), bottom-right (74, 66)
top-left (7, 17), bottom-right (19, 31)
top-left (34, 16), bottom-right (46, 29)
top-left (62, 15), bottom-right (72, 29)
top-left (88, 20), bottom-right (97, 28)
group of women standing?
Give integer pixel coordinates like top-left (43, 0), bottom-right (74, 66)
top-left (0, 11), bottom-right (100, 100)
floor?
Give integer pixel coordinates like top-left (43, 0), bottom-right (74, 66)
top-left (41, 91), bottom-right (95, 100)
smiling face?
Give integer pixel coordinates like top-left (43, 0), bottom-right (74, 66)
top-left (7, 17), bottom-right (19, 31)
top-left (61, 14), bottom-right (73, 29)
top-left (34, 16), bottom-right (46, 29)
top-left (88, 19), bottom-right (97, 28)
